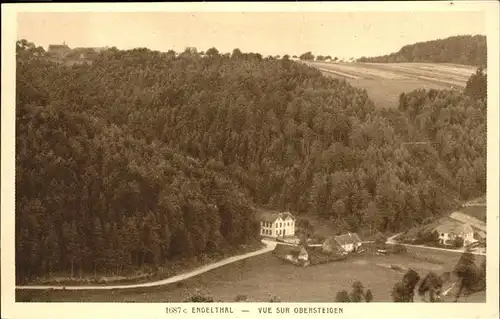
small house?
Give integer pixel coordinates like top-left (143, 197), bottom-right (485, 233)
top-left (47, 43), bottom-right (71, 59)
top-left (321, 237), bottom-right (347, 255)
top-left (273, 244), bottom-right (309, 267)
top-left (434, 221), bottom-right (475, 246)
top-left (325, 233), bottom-right (362, 253)
top-left (258, 210), bottom-right (296, 238)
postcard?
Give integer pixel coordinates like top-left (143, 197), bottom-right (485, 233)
top-left (2, 2), bottom-right (499, 319)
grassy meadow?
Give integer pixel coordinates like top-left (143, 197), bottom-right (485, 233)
top-left (16, 245), bottom-right (485, 303)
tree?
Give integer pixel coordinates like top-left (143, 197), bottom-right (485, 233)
top-left (401, 269), bottom-right (420, 302)
top-left (453, 236), bottom-right (464, 248)
top-left (299, 52), bottom-right (314, 61)
top-left (464, 67), bottom-right (487, 100)
top-left (453, 250), bottom-right (479, 301)
top-left (349, 281), bottom-right (364, 302)
top-left (477, 258), bottom-right (486, 291)
top-left (231, 48), bottom-right (243, 59)
top-left (269, 295), bottom-right (281, 302)
top-left (364, 289), bottom-right (373, 302)
top-left (417, 272), bottom-right (443, 302)
top-left (357, 35), bottom-right (486, 66)
top-left (206, 47), bottom-right (220, 58)
top-left (234, 294), bottom-right (248, 302)
top-left (374, 232), bottom-right (387, 249)
top-left (392, 281), bottom-right (411, 302)
top-left (335, 290), bottom-right (351, 302)
top-left (185, 291), bottom-right (214, 302)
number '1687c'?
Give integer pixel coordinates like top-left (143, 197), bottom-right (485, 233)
top-left (165, 307), bottom-right (185, 314)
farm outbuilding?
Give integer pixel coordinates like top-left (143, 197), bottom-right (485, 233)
top-left (324, 233), bottom-right (363, 253)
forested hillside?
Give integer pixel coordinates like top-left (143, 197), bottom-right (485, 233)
top-left (16, 41), bottom-right (486, 283)
top-left (357, 35), bottom-right (486, 67)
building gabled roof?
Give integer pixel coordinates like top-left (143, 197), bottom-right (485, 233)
top-left (334, 232), bottom-right (362, 246)
top-left (322, 237), bottom-right (345, 252)
top-left (48, 44), bottom-right (70, 51)
top-left (434, 220), bottom-right (474, 235)
top-left (273, 244), bottom-right (304, 257)
top-left (257, 209), bottom-right (295, 223)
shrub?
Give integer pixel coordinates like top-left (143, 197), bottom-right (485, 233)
top-left (392, 281), bottom-right (411, 302)
top-left (453, 237), bottom-right (464, 248)
top-left (392, 244), bottom-right (407, 254)
top-left (464, 67), bottom-right (487, 100)
top-left (234, 294), bottom-right (248, 302)
top-left (349, 281), bottom-right (364, 302)
top-left (335, 290), bottom-right (350, 302)
top-left (184, 289), bottom-right (214, 302)
top-left (364, 289), bottom-right (373, 302)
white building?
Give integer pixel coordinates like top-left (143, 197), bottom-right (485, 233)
top-left (434, 221), bottom-right (475, 246)
top-left (324, 233), bottom-right (363, 253)
top-left (258, 211), bottom-right (296, 238)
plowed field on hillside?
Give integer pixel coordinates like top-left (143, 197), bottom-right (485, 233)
top-left (305, 61), bottom-right (478, 108)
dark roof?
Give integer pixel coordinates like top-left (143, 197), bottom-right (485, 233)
top-left (257, 210), bottom-right (295, 223)
top-left (333, 233), bottom-right (362, 246)
top-left (321, 237), bottom-right (345, 253)
top-left (273, 244), bottom-right (304, 256)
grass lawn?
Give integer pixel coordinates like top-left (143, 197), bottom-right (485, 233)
top-left (21, 241), bottom-right (264, 287)
top-left (16, 246), bottom-right (486, 303)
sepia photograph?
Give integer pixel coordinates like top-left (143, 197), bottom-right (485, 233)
top-left (2, 2), bottom-right (499, 319)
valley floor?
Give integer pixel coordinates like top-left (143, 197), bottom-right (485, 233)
top-left (16, 244), bottom-right (485, 303)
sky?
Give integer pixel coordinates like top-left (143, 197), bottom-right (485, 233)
top-left (17, 11), bottom-right (486, 59)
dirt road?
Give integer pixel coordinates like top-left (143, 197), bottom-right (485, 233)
top-left (17, 239), bottom-right (278, 291)
top-left (386, 234), bottom-right (486, 256)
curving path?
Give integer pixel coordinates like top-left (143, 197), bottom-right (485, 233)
top-left (386, 233), bottom-right (486, 256)
top-left (17, 239), bottom-right (278, 291)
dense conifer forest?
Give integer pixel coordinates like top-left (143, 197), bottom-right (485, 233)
top-left (357, 35), bottom-right (487, 67)
top-left (15, 40), bottom-right (486, 282)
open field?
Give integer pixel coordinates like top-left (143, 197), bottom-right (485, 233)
top-left (304, 61), bottom-right (478, 108)
top-left (16, 245), bottom-right (485, 303)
